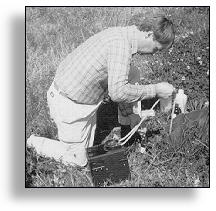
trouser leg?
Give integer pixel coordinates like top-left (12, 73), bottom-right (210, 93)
top-left (42, 82), bottom-right (99, 166)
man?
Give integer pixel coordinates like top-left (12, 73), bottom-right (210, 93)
top-left (28, 16), bottom-right (175, 167)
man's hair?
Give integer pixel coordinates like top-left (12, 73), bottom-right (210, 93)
top-left (131, 15), bottom-right (175, 46)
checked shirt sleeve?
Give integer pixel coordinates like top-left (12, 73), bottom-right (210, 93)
top-left (107, 39), bottom-right (156, 104)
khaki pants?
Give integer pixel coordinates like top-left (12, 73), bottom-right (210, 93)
top-left (47, 82), bottom-right (99, 145)
top-left (45, 82), bottom-right (100, 166)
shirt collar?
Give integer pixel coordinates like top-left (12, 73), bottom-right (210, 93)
top-left (126, 25), bottom-right (138, 55)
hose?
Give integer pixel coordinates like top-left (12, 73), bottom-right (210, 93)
top-left (119, 99), bottom-right (160, 146)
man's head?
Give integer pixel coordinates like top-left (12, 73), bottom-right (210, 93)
top-left (136, 16), bottom-right (175, 54)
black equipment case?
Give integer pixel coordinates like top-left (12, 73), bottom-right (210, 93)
top-left (87, 143), bottom-right (131, 187)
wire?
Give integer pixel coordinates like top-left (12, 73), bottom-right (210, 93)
top-left (119, 99), bottom-right (160, 146)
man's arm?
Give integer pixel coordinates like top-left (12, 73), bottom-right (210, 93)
top-left (107, 39), bottom-right (156, 104)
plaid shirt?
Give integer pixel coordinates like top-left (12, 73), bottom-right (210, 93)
top-left (54, 26), bottom-right (156, 115)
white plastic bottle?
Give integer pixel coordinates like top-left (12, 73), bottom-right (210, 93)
top-left (172, 89), bottom-right (187, 118)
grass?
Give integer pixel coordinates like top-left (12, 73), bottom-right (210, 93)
top-left (25, 7), bottom-right (209, 187)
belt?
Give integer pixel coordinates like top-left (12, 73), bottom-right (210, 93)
top-left (53, 81), bottom-right (69, 99)
top-left (53, 81), bottom-right (101, 106)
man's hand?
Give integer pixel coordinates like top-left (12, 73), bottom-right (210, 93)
top-left (155, 82), bottom-right (176, 99)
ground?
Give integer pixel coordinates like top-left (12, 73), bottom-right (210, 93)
top-left (26, 7), bottom-right (209, 187)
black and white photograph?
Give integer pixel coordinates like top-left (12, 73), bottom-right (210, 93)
top-left (25, 6), bottom-right (209, 188)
